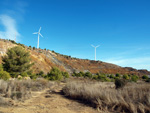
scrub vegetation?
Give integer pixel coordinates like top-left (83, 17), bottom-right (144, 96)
top-left (62, 80), bottom-right (150, 113)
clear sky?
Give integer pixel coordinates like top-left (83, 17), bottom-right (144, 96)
top-left (0, 0), bottom-right (150, 71)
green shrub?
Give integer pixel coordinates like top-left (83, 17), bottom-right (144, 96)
top-left (28, 46), bottom-right (32, 50)
top-left (27, 70), bottom-right (33, 76)
top-left (30, 73), bottom-right (37, 80)
top-left (109, 74), bottom-right (115, 79)
top-left (115, 79), bottom-right (127, 89)
top-left (84, 72), bottom-right (92, 78)
top-left (92, 75), bottom-right (98, 80)
top-left (21, 72), bottom-right (28, 77)
top-left (123, 74), bottom-right (129, 80)
top-left (115, 77), bottom-right (120, 79)
top-left (0, 65), bottom-right (3, 71)
top-left (0, 71), bottom-right (11, 80)
top-left (146, 78), bottom-right (150, 82)
top-left (47, 67), bottom-right (63, 81)
top-left (33, 47), bottom-right (36, 50)
top-left (116, 73), bottom-right (120, 78)
top-left (105, 77), bottom-right (111, 82)
top-left (37, 71), bottom-right (45, 77)
top-left (62, 72), bottom-right (69, 78)
top-left (131, 75), bottom-right (139, 82)
top-left (78, 71), bottom-right (84, 77)
top-left (9, 39), bottom-right (17, 44)
top-left (142, 75), bottom-right (148, 80)
top-left (97, 74), bottom-right (108, 81)
top-left (72, 72), bottom-right (76, 77)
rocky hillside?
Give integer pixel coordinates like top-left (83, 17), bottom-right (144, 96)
top-left (0, 39), bottom-right (149, 76)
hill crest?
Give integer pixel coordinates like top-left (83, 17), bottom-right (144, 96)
top-left (0, 39), bottom-right (149, 76)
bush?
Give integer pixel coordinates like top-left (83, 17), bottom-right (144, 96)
top-left (123, 74), bottom-right (129, 80)
top-left (131, 75), bottom-right (139, 82)
top-left (0, 65), bottom-right (3, 71)
top-left (47, 67), bottom-right (63, 81)
top-left (84, 72), bottom-right (92, 78)
top-left (116, 73), bottom-right (120, 78)
top-left (21, 72), bottom-right (28, 77)
top-left (0, 71), bottom-right (11, 80)
top-left (92, 75), bottom-right (98, 80)
top-left (9, 39), bottom-right (17, 44)
top-left (78, 71), bottom-right (84, 77)
top-left (72, 72), bottom-right (76, 77)
top-left (109, 74), bottom-right (115, 79)
top-left (146, 78), bottom-right (150, 82)
top-left (105, 77), bottom-right (111, 82)
top-left (33, 47), bottom-right (36, 50)
top-left (62, 72), bottom-right (69, 78)
top-left (97, 74), bottom-right (110, 81)
top-left (72, 71), bottom-right (84, 77)
top-left (115, 79), bottom-right (127, 89)
top-left (30, 73), bottom-right (37, 80)
top-left (142, 75), bottom-right (148, 80)
top-left (37, 71), bottom-right (45, 77)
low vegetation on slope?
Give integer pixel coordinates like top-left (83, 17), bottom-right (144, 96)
top-left (0, 39), bottom-right (150, 76)
top-left (56, 51), bottom-right (150, 76)
top-left (0, 44), bottom-right (69, 81)
top-left (71, 71), bottom-right (150, 83)
top-left (62, 80), bottom-right (150, 113)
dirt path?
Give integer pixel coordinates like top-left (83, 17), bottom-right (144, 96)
top-left (0, 84), bottom-right (99, 113)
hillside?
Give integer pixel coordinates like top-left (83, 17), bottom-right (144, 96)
top-left (0, 39), bottom-right (149, 76)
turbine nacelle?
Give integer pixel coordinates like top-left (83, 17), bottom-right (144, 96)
top-left (91, 44), bottom-right (100, 48)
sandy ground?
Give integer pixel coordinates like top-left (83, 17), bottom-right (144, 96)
top-left (0, 84), bottom-right (99, 113)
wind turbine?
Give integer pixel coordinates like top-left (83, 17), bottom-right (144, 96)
top-left (33, 27), bottom-right (43, 49)
top-left (91, 44), bottom-right (100, 61)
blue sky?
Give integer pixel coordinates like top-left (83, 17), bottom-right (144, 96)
top-left (0, 0), bottom-right (150, 70)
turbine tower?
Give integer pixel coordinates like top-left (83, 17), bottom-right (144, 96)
top-left (33, 27), bottom-right (43, 49)
top-left (91, 44), bottom-right (100, 61)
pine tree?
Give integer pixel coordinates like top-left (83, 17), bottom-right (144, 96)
top-left (2, 46), bottom-right (33, 77)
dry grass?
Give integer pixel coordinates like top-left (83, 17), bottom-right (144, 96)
top-left (62, 81), bottom-right (150, 113)
top-left (0, 78), bottom-right (54, 105)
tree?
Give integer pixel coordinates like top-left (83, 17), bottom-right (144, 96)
top-left (2, 46), bottom-right (33, 77)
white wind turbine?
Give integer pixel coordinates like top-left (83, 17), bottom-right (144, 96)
top-left (33, 27), bottom-right (43, 49)
top-left (91, 44), bottom-right (100, 61)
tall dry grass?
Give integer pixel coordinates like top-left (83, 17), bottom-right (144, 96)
top-left (0, 78), bottom-right (54, 105)
top-left (62, 81), bottom-right (150, 113)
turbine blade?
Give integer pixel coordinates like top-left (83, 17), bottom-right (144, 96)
top-left (91, 44), bottom-right (95, 47)
top-left (33, 32), bottom-right (38, 34)
top-left (96, 45), bottom-right (100, 48)
top-left (39, 33), bottom-right (43, 37)
top-left (39, 27), bottom-right (41, 32)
